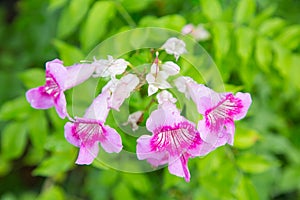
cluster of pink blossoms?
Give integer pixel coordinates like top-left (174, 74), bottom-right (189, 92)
top-left (26, 37), bottom-right (251, 182)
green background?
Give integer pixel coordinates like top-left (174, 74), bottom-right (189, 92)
top-left (0, 0), bottom-right (300, 199)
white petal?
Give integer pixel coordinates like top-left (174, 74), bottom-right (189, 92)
top-left (148, 84), bottom-right (159, 96)
top-left (161, 61), bottom-right (180, 76)
top-left (109, 74), bottom-right (139, 110)
top-left (161, 37), bottom-right (187, 60)
top-left (109, 58), bottom-right (128, 76)
top-left (146, 73), bottom-right (155, 84)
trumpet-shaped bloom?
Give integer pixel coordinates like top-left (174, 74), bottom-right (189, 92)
top-left (26, 59), bottom-right (95, 119)
top-left (93, 55), bottom-right (128, 78)
top-left (161, 37), bottom-right (187, 61)
top-left (64, 90), bottom-right (122, 165)
top-left (178, 80), bottom-right (252, 147)
top-left (136, 102), bottom-right (214, 182)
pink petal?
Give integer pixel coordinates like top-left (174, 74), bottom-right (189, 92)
top-left (182, 24), bottom-right (194, 35)
top-left (26, 87), bottom-right (54, 109)
top-left (100, 125), bottom-right (123, 153)
top-left (75, 143), bottom-right (99, 165)
top-left (136, 135), bottom-right (168, 167)
top-left (84, 90), bottom-right (110, 121)
top-left (136, 135), bottom-right (152, 160)
top-left (54, 92), bottom-right (68, 119)
top-left (146, 103), bottom-right (181, 132)
top-left (189, 83), bottom-right (217, 114)
top-left (168, 154), bottom-right (190, 182)
top-left (64, 63), bottom-right (95, 90)
top-left (198, 119), bottom-right (227, 147)
top-left (46, 59), bottom-right (67, 88)
top-left (187, 134), bottom-right (215, 157)
top-left (234, 92), bottom-right (252, 120)
top-left (64, 122), bottom-right (80, 147)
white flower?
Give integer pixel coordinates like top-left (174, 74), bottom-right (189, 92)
top-left (93, 55), bottom-right (129, 78)
top-left (157, 90), bottom-right (177, 104)
top-left (146, 61), bottom-right (181, 96)
top-left (161, 37), bottom-right (187, 61)
top-left (146, 71), bottom-right (171, 96)
top-left (123, 111), bottom-right (143, 131)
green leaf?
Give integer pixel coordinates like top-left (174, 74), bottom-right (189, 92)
top-left (0, 156), bottom-right (11, 176)
top-left (33, 151), bottom-right (75, 176)
top-left (258, 18), bottom-right (286, 37)
top-left (57, 0), bottom-right (92, 38)
top-left (250, 5), bottom-right (277, 27)
top-left (235, 27), bottom-right (255, 62)
top-left (235, 175), bottom-right (259, 200)
top-left (37, 185), bottom-right (65, 200)
top-left (80, 1), bottom-right (116, 51)
top-left (53, 39), bottom-right (85, 65)
top-left (0, 97), bottom-right (31, 121)
top-left (279, 164), bottom-right (300, 193)
top-left (24, 146), bottom-right (45, 165)
top-left (139, 15), bottom-right (186, 31)
top-left (255, 37), bottom-right (272, 73)
top-left (27, 110), bottom-right (48, 150)
top-left (1, 122), bottom-right (27, 160)
top-left (212, 23), bottom-right (230, 61)
top-left (275, 25), bottom-right (300, 50)
top-left (119, 0), bottom-right (154, 12)
top-left (44, 132), bottom-right (74, 152)
top-left (236, 154), bottom-right (275, 174)
top-left (48, 0), bottom-right (68, 11)
top-left (19, 68), bottom-right (45, 89)
top-left (272, 43), bottom-right (291, 77)
top-left (200, 0), bottom-right (222, 21)
top-left (234, 0), bottom-right (256, 24)
top-left (113, 182), bottom-right (136, 200)
top-left (290, 55), bottom-right (300, 90)
top-left (123, 174), bottom-right (151, 194)
top-left (234, 126), bottom-right (260, 149)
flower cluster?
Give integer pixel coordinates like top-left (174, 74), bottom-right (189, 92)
top-left (26, 37), bottom-right (251, 182)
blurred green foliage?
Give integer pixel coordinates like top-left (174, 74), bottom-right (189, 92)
top-left (1, 0), bottom-right (300, 199)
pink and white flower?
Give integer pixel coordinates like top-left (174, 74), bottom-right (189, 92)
top-left (64, 90), bottom-right (122, 165)
top-left (93, 55), bottom-right (128, 78)
top-left (26, 59), bottom-right (95, 119)
top-left (175, 78), bottom-right (252, 147)
top-left (136, 102), bottom-right (214, 182)
top-left (161, 37), bottom-right (187, 61)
